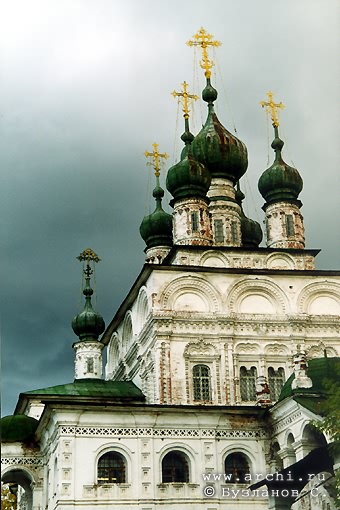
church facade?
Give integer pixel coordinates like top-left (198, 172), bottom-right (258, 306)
top-left (2, 28), bottom-right (340, 510)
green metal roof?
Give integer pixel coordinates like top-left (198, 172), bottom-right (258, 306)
top-left (279, 357), bottom-right (340, 403)
top-left (24, 380), bottom-right (145, 399)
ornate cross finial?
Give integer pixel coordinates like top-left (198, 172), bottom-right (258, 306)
top-left (171, 81), bottom-right (198, 119)
top-left (144, 143), bottom-right (169, 177)
top-left (260, 91), bottom-right (285, 128)
top-left (77, 248), bottom-right (101, 277)
top-left (187, 27), bottom-right (221, 78)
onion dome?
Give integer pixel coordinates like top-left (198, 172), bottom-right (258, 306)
top-left (166, 104), bottom-right (211, 204)
top-left (258, 128), bottom-right (303, 205)
top-left (1, 415), bottom-right (39, 442)
top-left (166, 150), bottom-right (211, 206)
top-left (236, 181), bottom-right (263, 248)
top-left (191, 78), bottom-right (248, 183)
top-left (140, 184), bottom-right (173, 248)
top-left (72, 272), bottom-right (105, 342)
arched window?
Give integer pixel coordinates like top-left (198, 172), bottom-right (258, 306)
top-left (225, 453), bottom-right (250, 483)
top-left (98, 452), bottom-right (126, 484)
top-left (268, 367), bottom-right (285, 401)
top-left (193, 364), bottom-right (211, 401)
top-left (162, 451), bottom-right (189, 483)
top-left (240, 366), bottom-right (257, 401)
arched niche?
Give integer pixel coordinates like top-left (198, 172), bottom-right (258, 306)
top-left (122, 312), bottom-right (133, 353)
top-left (298, 281), bottom-right (340, 315)
top-left (160, 275), bottom-right (221, 313)
top-left (135, 287), bottom-right (151, 332)
top-left (266, 253), bottom-right (295, 270)
top-left (226, 278), bottom-right (288, 314)
top-left (199, 251), bottom-right (228, 268)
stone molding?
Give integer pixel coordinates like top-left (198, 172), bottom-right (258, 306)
top-left (1, 457), bottom-right (43, 466)
top-left (58, 426), bottom-right (267, 439)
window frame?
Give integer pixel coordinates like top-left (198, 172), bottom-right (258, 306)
top-left (161, 450), bottom-right (190, 483)
top-left (192, 364), bottom-right (212, 402)
top-left (97, 451), bottom-right (127, 484)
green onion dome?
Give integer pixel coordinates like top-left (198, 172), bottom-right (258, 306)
top-left (166, 149), bottom-right (211, 206)
top-left (72, 278), bottom-right (105, 342)
top-left (191, 79), bottom-right (248, 183)
top-left (140, 185), bottom-right (173, 249)
top-left (258, 131), bottom-right (303, 205)
top-left (236, 182), bottom-right (263, 248)
top-left (1, 415), bottom-right (39, 442)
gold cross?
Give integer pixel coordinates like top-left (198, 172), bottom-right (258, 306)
top-left (144, 143), bottom-right (169, 177)
top-left (187, 27), bottom-right (221, 78)
top-left (260, 91), bottom-right (284, 127)
top-left (77, 248), bottom-right (101, 264)
top-left (171, 81), bottom-right (198, 119)
top-left (77, 248), bottom-right (101, 277)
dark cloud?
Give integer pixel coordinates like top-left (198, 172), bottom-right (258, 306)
top-left (2, 0), bottom-right (339, 415)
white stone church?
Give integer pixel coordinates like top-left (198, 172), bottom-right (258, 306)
top-left (2, 28), bottom-right (340, 510)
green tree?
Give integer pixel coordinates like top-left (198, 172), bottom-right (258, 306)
top-left (1, 483), bottom-right (17, 510)
top-left (315, 368), bottom-right (340, 506)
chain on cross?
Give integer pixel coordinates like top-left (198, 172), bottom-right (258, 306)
top-left (260, 91), bottom-right (284, 127)
top-left (187, 27), bottom-right (221, 78)
top-left (77, 248), bottom-right (101, 277)
top-left (144, 143), bottom-right (169, 177)
top-left (171, 81), bottom-right (198, 119)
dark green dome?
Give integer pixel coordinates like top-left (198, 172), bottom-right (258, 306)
top-left (240, 215), bottom-right (263, 248)
top-left (191, 79), bottom-right (248, 183)
top-left (258, 134), bottom-right (303, 205)
top-left (279, 357), bottom-right (340, 401)
top-left (72, 279), bottom-right (105, 342)
top-left (235, 181), bottom-right (262, 248)
top-left (140, 185), bottom-right (173, 248)
top-left (1, 415), bottom-right (39, 442)
top-left (166, 152), bottom-right (211, 204)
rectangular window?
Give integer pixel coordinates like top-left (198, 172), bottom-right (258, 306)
top-left (231, 221), bottom-right (238, 243)
top-left (240, 366), bottom-right (257, 401)
top-left (191, 211), bottom-right (199, 232)
top-left (268, 367), bottom-right (285, 401)
top-left (285, 214), bottom-right (295, 236)
top-left (214, 219), bottom-right (224, 243)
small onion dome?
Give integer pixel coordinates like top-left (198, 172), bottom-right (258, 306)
top-left (258, 135), bottom-right (303, 205)
top-left (191, 79), bottom-right (248, 183)
top-left (1, 415), bottom-right (39, 442)
top-left (235, 182), bottom-right (262, 248)
top-left (72, 280), bottom-right (105, 342)
top-left (240, 215), bottom-right (263, 248)
top-left (139, 185), bottom-right (173, 249)
top-left (166, 152), bottom-right (211, 205)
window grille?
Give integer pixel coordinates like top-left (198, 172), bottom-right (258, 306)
top-left (214, 219), bottom-right (224, 243)
top-left (162, 451), bottom-right (189, 483)
top-left (98, 452), bottom-right (126, 483)
top-left (240, 366), bottom-right (257, 401)
top-left (285, 214), bottom-right (295, 236)
top-left (231, 221), bottom-right (238, 243)
top-left (191, 212), bottom-right (199, 232)
top-left (193, 364), bottom-right (211, 401)
top-left (268, 367), bottom-right (285, 401)
top-left (86, 358), bottom-right (94, 373)
top-left (225, 453), bottom-right (250, 483)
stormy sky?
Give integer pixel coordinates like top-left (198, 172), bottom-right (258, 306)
top-left (1, 0), bottom-right (339, 416)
